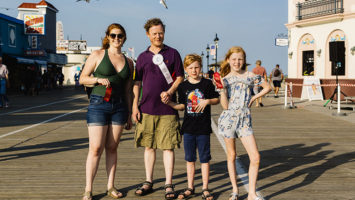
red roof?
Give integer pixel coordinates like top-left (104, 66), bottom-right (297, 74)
top-left (18, 0), bottom-right (58, 11)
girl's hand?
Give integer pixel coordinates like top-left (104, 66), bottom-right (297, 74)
top-left (248, 96), bottom-right (256, 108)
top-left (125, 115), bottom-right (133, 130)
top-left (97, 78), bottom-right (111, 88)
top-left (195, 99), bottom-right (209, 113)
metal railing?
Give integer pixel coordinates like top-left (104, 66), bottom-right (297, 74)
top-left (296, 0), bottom-right (344, 20)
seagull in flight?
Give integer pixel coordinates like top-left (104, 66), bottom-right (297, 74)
top-left (160, 0), bottom-right (168, 9)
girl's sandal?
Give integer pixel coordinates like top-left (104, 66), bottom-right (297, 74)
top-left (164, 184), bottom-right (175, 200)
top-left (201, 189), bottom-right (214, 200)
top-left (107, 187), bottom-right (123, 199)
top-left (229, 192), bottom-right (239, 200)
top-left (177, 187), bottom-right (195, 199)
top-left (82, 191), bottom-right (92, 200)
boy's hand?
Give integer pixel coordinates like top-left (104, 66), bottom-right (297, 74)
top-left (160, 91), bottom-right (170, 104)
top-left (195, 99), bottom-right (209, 113)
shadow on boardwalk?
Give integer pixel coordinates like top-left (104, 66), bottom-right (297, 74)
top-left (238, 143), bottom-right (355, 199)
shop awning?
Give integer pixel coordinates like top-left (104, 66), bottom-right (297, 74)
top-left (15, 56), bottom-right (47, 65)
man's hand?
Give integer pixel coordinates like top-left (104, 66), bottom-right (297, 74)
top-left (131, 106), bottom-right (141, 123)
top-left (160, 91), bottom-right (171, 104)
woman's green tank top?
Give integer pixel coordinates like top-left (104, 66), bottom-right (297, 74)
top-left (91, 49), bottom-right (130, 99)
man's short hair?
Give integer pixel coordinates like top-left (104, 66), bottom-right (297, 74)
top-left (144, 18), bottom-right (165, 33)
top-left (183, 54), bottom-right (202, 69)
top-left (256, 60), bottom-right (261, 65)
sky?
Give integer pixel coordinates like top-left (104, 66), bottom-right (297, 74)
top-left (0, 0), bottom-right (289, 74)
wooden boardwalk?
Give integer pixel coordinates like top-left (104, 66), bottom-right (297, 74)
top-left (1, 88), bottom-right (355, 200)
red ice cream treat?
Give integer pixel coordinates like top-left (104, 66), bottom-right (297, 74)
top-left (103, 87), bottom-right (112, 102)
top-left (213, 72), bottom-right (223, 89)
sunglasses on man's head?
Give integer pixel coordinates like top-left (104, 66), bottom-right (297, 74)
top-left (109, 33), bottom-right (125, 39)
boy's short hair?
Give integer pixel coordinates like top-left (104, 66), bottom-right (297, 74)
top-left (183, 54), bottom-right (202, 69)
top-left (144, 18), bottom-right (165, 33)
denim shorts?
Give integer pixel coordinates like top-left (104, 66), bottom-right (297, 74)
top-left (183, 133), bottom-right (211, 163)
top-left (87, 94), bottom-right (128, 126)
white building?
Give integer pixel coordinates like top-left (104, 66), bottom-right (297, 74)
top-left (286, 0), bottom-right (355, 98)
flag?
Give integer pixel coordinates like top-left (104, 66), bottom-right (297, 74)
top-left (210, 44), bottom-right (216, 56)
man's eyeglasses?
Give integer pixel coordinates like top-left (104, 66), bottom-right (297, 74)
top-left (109, 33), bottom-right (125, 39)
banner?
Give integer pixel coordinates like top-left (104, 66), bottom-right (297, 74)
top-left (301, 77), bottom-right (323, 101)
top-left (68, 40), bottom-right (87, 51)
top-left (24, 14), bottom-right (45, 35)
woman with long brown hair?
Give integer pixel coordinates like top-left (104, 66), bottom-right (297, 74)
top-left (79, 23), bottom-right (134, 200)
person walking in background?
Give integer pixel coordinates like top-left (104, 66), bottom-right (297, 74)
top-left (164, 54), bottom-right (219, 200)
top-left (252, 60), bottom-right (267, 107)
top-left (0, 56), bottom-right (10, 108)
top-left (270, 64), bottom-right (284, 98)
top-left (132, 18), bottom-right (184, 200)
top-left (79, 23), bottom-right (134, 200)
top-left (218, 47), bottom-right (271, 200)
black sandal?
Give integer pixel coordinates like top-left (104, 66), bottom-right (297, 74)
top-left (201, 189), bottom-right (214, 200)
top-left (177, 187), bottom-right (195, 199)
top-left (135, 181), bottom-right (153, 196)
top-left (164, 184), bottom-right (175, 200)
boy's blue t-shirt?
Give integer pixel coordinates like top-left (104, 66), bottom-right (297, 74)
top-left (177, 78), bottom-right (219, 135)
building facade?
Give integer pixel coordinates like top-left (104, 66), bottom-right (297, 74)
top-left (286, 0), bottom-right (355, 99)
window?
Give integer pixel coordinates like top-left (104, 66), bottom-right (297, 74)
top-left (302, 50), bottom-right (314, 76)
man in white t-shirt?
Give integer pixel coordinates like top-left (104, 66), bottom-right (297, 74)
top-left (0, 56), bottom-right (10, 108)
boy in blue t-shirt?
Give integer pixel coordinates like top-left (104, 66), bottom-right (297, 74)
top-left (163, 54), bottom-right (219, 200)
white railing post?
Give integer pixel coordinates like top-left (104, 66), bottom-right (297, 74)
top-left (284, 82), bottom-right (288, 108)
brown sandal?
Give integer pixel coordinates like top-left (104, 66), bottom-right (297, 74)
top-left (107, 187), bottom-right (123, 199)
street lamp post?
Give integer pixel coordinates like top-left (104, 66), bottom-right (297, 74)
top-left (214, 33), bottom-right (219, 71)
top-left (201, 51), bottom-right (204, 73)
top-left (206, 44), bottom-right (210, 71)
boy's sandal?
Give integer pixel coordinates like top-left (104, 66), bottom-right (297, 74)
top-left (82, 191), bottom-right (92, 200)
top-left (164, 184), bottom-right (175, 200)
top-left (229, 192), bottom-right (239, 200)
top-left (135, 181), bottom-right (153, 196)
top-left (177, 187), bottom-right (195, 199)
top-left (254, 196), bottom-right (262, 200)
top-left (201, 189), bottom-right (214, 200)
top-left (107, 187), bottom-right (123, 199)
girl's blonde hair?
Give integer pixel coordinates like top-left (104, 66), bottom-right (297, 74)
top-left (183, 54), bottom-right (202, 69)
top-left (220, 46), bottom-right (247, 77)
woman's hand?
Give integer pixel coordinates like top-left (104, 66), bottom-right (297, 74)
top-left (125, 115), bottom-right (133, 130)
top-left (97, 78), bottom-right (111, 88)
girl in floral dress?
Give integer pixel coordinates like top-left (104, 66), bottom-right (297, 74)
top-left (218, 46), bottom-right (271, 200)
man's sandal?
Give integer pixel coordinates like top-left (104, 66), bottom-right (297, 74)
top-left (135, 181), bottom-right (153, 196)
top-left (82, 191), bottom-right (92, 200)
top-left (229, 192), bottom-right (239, 200)
top-left (106, 187), bottom-right (123, 199)
top-left (201, 189), bottom-right (214, 200)
top-left (164, 184), bottom-right (175, 200)
top-left (177, 187), bottom-right (195, 199)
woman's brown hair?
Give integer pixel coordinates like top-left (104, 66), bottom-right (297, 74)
top-left (101, 23), bottom-right (127, 49)
top-left (220, 46), bottom-right (247, 77)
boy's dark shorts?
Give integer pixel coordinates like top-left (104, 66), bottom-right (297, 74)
top-left (183, 133), bottom-right (211, 163)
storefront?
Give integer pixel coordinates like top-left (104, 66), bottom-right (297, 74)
top-left (286, 0), bottom-right (355, 99)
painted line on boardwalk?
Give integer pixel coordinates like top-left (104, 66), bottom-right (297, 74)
top-left (0, 107), bottom-right (86, 139)
top-left (211, 118), bottom-right (265, 199)
top-left (0, 95), bottom-right (86, 116)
